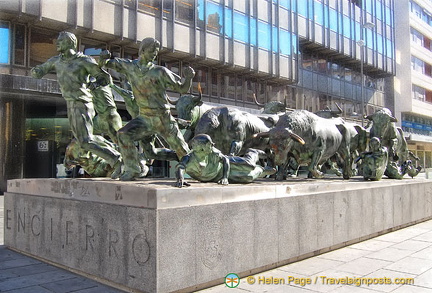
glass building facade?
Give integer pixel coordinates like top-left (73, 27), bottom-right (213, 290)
top-left (0, 0), bottom-right (396, 193)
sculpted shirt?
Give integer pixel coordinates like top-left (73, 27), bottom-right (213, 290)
top-left (32, 53), bottom-right (111, 103)
top-left (104, 58), bottom-right (186, 113)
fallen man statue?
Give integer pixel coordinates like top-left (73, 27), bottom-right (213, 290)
top-left (175, 134), bottom-right (275, 187)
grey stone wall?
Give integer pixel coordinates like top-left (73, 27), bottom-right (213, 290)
top-left (4, 178), bottom-right (432, 292)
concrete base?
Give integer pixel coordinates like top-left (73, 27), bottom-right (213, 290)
top-left (4, 177), bottom-right (432, 293)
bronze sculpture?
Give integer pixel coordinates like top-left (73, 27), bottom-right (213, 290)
top-left (355, 137), bottom-right (388, 181)
top-left (99, 37), bottom-right (194, 181)
top-left (175, 134), bottom-right (275, 187)
top-left (31, 31), bottom-right (122, 178)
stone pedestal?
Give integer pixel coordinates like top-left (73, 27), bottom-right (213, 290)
top-left (4, 177), bottom-right (432, 292)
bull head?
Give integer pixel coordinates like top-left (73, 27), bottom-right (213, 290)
top-left (167, 91), bottom-right (202, 106)
top-left (366, 108), bottom-right (398, 122)
top-left (254, 128), bottom-right (306, 145)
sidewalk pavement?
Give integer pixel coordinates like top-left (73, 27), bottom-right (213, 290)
top-left (2, 196), bottom-right (432, 293)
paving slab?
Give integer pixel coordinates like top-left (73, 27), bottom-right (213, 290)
top-left (333, 257), bottom-right (392, 275)
top-left (390, 239), bottom-right (432, 251)
top-left (316, 247), bottom-right (372, 262)
top-left (384, 257), bottom-right (432, 275)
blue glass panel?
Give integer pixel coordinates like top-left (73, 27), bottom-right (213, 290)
top-left (377, 34), bottom-right (383, 53)
top-left (314, 0), bottom-right (323, 25)
top-left (291, 0), bottom-right (297, 12)
top-left (385, 6), bottom-right (391, 26)
top-left (280, 29), bottom-right (291, 55)
top-left (386, 39), bottom-right (393, 58)
top-left (258, 21), bottom-right (271, 50)
top-left (323, 5), bottom-right (329, 28)
top-left (197, 0), bottom-right (204, 21)
top-left (84, 48), bottom-right (102, 56)
top-left (298, 0), bottom-right (307, 17)
top-left (0, 24), bottom-right (10, 64)
top-left (366, 29), bottom-right (373, 49)
top-left (224, 7), bottom-right (232, 38)
top-left (272, 26), bottom-right (278, 52)
top-left (365, 0), bottom-right (373, 14)
top-left (329, 8), bottom-right (337, 31)
top-left (355, 22), bottom-right (360, 41)
top-left (233, 11), bottom-right (248, 43)
top-left (250, 17), bottom-right (257, 46)
top-left (206, 1), bottom-right (223, 34)
top-left (280, 0), bottom-right (290, 9)
top-left (343, 15), bottom-right (351, 38)
top-left (376, 1), bottom-right (383, 20)
top-left (292, 33), bottom-right (298, 54)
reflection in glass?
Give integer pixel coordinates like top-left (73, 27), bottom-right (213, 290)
top-left (29, 29), bottom-right (58, 67)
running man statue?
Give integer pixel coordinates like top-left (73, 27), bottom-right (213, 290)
top-left (31, 31), bottom-right (122, 177)
top-left (99, 37), bottom-right (194, 181)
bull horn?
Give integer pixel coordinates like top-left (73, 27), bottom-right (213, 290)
top-left (365, 114), bottom-right (373, 120)
top-left (390, 116), bottom-right (398, 122)
top-left (191, 93), bottom-right (202, 104)
top-left (289, 132), bottom-right (306, 145)
top-left (334, 102), bottom-right (343, 114)
top-left (167, 96), bottom-right (178, 105)
top-left (253, 93), bottom-right (265, 107)
top-left (253, 132), bottom-right (270, 139)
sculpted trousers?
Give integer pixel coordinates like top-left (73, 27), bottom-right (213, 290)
top-left (118, 112), bottom-right (190, 174)
top-left (92, 86), bottom-right (123, 144)
top-left (67, 100), bottom-right (121, 167)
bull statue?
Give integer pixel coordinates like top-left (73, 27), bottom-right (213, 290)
top-left (255, 110), bottom-right (353, 180)
top-left (175, 134), bottom-right (276, 187)
top-left (253, 93), bottom-right (293, 114)
top-left (167, 91), bottom-right (213, 141)
top-left (194, 106), bottom-right (271, 156)
top-left (365, 108), bottom-right (421, 178)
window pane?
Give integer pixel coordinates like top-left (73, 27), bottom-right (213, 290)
top-left (14, 24), bottom-right (25, 65)
top-left (80, 39), bottom-right (107, 60)
top-left (0, 21), bottom-right (10, 64)
top-left (280, 0), bottom-right (290, 9)
top-left (343, 15), bottom-right (351, 38)
top-left (234, 11), bottom-right (248, 43)
top-left (163, 0), bottom-right (173, 18)
top-left (314, 0), bottom-right (323, 25)
top-left (197, 0), bottom-right (205, 27)
top-left (377, 34), bottom-right (383, 53)
top-left (280, 29), bottom-right (291, 55)
top-left (224, 7), bottom-right (232, 38)
top-left (292, 33), bottom-right (298, 54)
top-left (192, 66), bottom-right (209, 95)
top-left (175, 0), bottom-right (194, 25)
top-left (207, 1), bottom-right (223, 34)
top-left (211, 70), bottom-right (218, 97)
top-left (250, 17), bottom-right (257, 46)
top-left (272, 26), bottom-right (278, 52)
top-left (329, 9), bottom-right (337, 31)
top-left (138, 0), bottom-right (161, 15)
top-left (30, 29), bottom-right (58, 67)
top-left (376, 1), bottom-right (383, 20)
top-left (365, 0), bottom-right (373, 14)
top-left (258, 21), bottom-right (270, 50)
top-left (298, 0), bottom-right (307, 17)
